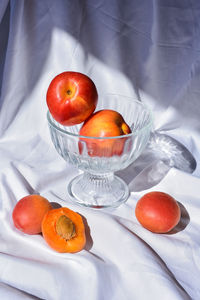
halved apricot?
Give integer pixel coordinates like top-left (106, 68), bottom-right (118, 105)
top-left (42, 207), bottom-right (86, 253)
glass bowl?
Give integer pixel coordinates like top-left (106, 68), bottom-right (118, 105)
top-left (47, 94), bottom-right (153, 208)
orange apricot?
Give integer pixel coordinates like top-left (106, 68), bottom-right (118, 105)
top-left (12, 194), bottom-right (52, 235)
top-left (41, 207), bottom-right (86, 253)
top-left (135, 191), bottom-right (181, 233)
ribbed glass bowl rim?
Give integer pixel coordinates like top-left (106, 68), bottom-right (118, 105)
top-left (47, 96), bottom-right (153, 140)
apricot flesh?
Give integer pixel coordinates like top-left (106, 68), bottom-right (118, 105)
top-left (42, 207), bottom-right (86, 253)
top-left (79, 109), bottom-right (131, 157)
top-left (12, 195), bottom-right (52, 235)
top-left (135, 191), bottom-right (181, 233)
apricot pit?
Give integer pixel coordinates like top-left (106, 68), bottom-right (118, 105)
top-left (56, 215), bottom-right (76, 240)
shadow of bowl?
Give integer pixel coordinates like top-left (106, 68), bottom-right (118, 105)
top-left (148, 132), bottom-right (197, 174)
top-left (117, 131), bottom-right (196, 192)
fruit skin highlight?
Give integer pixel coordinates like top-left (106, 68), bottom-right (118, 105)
top-left (135, 191), bottom-right (181, 233)
top-left (12, 195), bottom-right (52, 235)
top-left (42, 207), bottom-right (86, 253)
top-left (79, 109), bottom-right (132, 157)
top-left (46, 71), bottom-right (98, 126)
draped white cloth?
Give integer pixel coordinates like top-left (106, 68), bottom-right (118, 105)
top-left (0, 1), bottom-right (200, 299)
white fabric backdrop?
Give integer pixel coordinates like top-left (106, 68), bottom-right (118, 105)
top-left (0, 1), bottom-right (200, 299)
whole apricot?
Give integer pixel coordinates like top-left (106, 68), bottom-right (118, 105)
top-left (12, 195), bottom-right (52, 235)
top-left (42, 207), bottom-right (86, 253)
top-left (79, 109), bottom-right (131, 157)
top-left (135, 191), bottom-right (181, 233)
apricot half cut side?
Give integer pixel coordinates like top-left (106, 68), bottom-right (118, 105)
top-left (42, 207), bottom-right (86, 253)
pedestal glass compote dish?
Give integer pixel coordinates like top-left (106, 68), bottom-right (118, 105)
top-left (47, 94), bottom-right (153, 208)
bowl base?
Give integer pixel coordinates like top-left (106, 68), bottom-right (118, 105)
top-left (68, 172), bottom-right (130, 209)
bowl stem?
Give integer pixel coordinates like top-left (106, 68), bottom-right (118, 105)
top-left (68, 171), bottom-right (130, 208)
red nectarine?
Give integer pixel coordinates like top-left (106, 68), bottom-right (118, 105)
top-left (46, 71), bottom-right (98, 126)
top-left (79, 109), bottom-right (131, 157)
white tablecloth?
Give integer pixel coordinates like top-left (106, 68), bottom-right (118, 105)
top-left (0, 1), bottom-right (200, 299)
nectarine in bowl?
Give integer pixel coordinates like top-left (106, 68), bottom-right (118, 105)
top-left (47, 94), bottom-right (153, 208)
